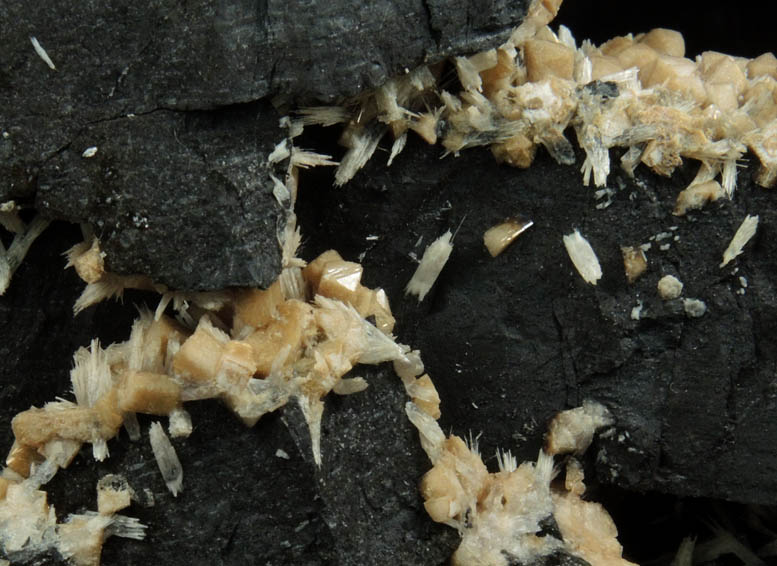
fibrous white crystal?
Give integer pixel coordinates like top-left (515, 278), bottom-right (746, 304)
top-left (563, 229), bottom-right (602, 285)
top-left (405, 401), bottom-right (446, 464)
top-left (0, 215), bottom-right (50, 295)
top-left (290, 147), bottom-right (338, 169)
top-left (148, 422), bottom-right (183, 497)
top-left (720, 214), bottom-right (759, 267)
top-left (73, 273), bottom-right (154, 314)
top-left (30, 36), bottom-right (56, 70)
top-left (405, 230), bottom-right (453, 302)
top-left (387, 133), bottom-right (407, 166)
top-left (297, 106), bottom-right (350, 127)
top-left (334, 125), bottom-right (386, 186)
top-left (71, 339), bottom-right (113, 408)
top-left (105, 514), bottom-right (147, 541)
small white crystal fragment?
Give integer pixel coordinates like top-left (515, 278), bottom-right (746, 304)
top-left (332, 376), bottom-right (368, 395)
top-left (721, 215), bottom-right (759, 267)
top-left (30, 36), bottom-right (56, 70)
top-left (148, 422), bottom-right (182, 497)
top-left (563, 229), bottom-right (602, 285)
top-left (405, 230), bottom-right (453, 301)
top-left (405, 401), bottom-right (446, 464)
top-left (81, 146), bottom-right (98, 158)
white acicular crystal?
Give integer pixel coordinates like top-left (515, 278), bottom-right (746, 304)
top-left (290, 147), bottom-right (338, 169)
top-left (563, 229), bottom-right (602, 285)
top-left (71, 339), bottom-right (113, 408)
top-left (405, 230), bottom-right (454, 301)
top-left (387, 133), bottom-right (408, 167)
top-left (148, 422), bottom-right (183, 497)
top-left (106, 514), bottom-right (147, 541)
top-left (30, 36), bottom-right (56, 70)
top-left (405, 401), bottom-right (446, 464)
top-left (720, 215), bottom-right (759, 267)
top-left (334, 125), bottom-right (386, 186)
top-left (0, 215), bottom-right (50, 295)
top-left (297, 106), bottom-right (350, 127)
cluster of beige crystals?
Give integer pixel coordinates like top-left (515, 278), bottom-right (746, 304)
top-left (0, 229), bottom-right (629, 566)
top-left (3, 0), bottom-right (775, 564)
top-left (314, 0), bottom-right (777, 214)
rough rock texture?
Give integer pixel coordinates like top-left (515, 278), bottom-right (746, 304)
top-left (0, 0), bottom-right (528, 289)
top-left (36, 102), bottom-right (286, 290)
top-left (296, 134), bottom-right (777, 507)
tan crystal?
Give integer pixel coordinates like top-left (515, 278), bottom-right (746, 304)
top-left (523, 39), bottom-right (575, 81)
top-left (118, 371), bottom-right (181, 415)
top-left (620, 246), bottom-right (647, 284)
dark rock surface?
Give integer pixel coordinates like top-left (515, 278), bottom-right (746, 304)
top-left (3, 1), bottom-right (777, 564)
top-left (0, 0), bottom-right (528, 289)
top-left (295, 133), bottom-right (777, 507)
top-left (36, 102), bottom-right (286, 290)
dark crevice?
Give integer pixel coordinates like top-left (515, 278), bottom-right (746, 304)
top-left (421, 0), bottom-right (442, 50)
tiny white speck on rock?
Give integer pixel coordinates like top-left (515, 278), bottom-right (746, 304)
top-left (630, 300), bottom-right (643, 320)
top-left (275, 448), bottom-right (290, 460)
top-left (82, 146), bottom-right (98, 158)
